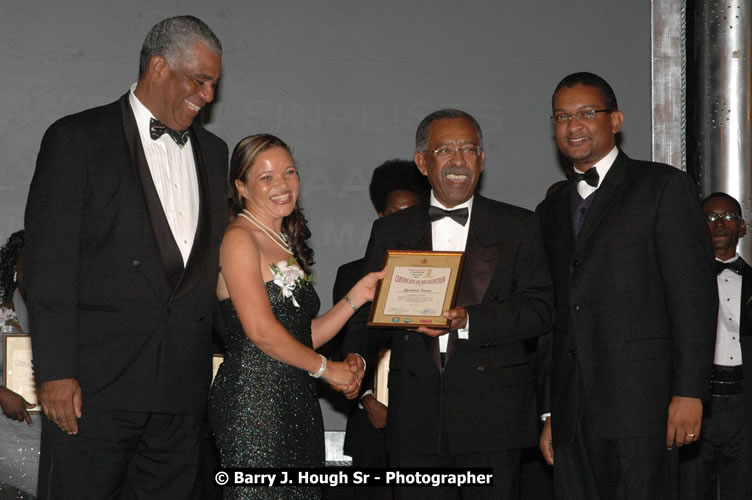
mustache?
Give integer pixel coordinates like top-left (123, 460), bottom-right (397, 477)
top-left (442, 166), bottom-right (473, 178)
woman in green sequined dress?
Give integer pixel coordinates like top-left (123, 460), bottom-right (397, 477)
top-left (208, 134), bottom-right (383, 499)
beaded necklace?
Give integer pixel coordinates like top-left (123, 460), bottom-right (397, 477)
top-left (238, 209), bottom-right (293, 255)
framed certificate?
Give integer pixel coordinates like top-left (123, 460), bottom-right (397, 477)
top-left (368, 250), bottom-right (464, 328)
top-left (2, 333), bottom-right (40, 413)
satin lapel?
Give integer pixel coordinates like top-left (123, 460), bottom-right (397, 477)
top-left (574, 152), bottom-right (629, 250)
top-left (741, 260), bottom-right (752, 337)
top-left (546, 182), bottom-right (576, 257)
top-left (561, 183), bottom-right (576, 248)
top-left (119, 96), bottom-right (184, 290)
top-left (456, 199), bottom-right (503, 307)
top-left (172, 127), bottom-right (211, 301)
top-left (444, 197), bottom-right (503, 364)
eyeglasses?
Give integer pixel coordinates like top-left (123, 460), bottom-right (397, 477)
top-left (551, 109), bottom-right (612, 124)
top-left (428, 145), bottom-right (483, 159)
top-left (705, 211), bottom-right (742, 223)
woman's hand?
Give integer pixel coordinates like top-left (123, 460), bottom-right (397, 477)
top-left (322, 360), bottom-right (360, 388)
top-left (332, 353), bottom-right (365, 399)
top-left (347, 267), bottom-right (386, 309)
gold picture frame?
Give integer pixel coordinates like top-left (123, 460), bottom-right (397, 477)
top-left (368, 250), bottom-right (464, 328)
top-left (2, 333), bottom-right (40, 413)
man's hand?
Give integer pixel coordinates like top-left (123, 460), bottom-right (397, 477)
top-left (39, 378), bottom-right (82, 434)
top-left (0, 387), bottom-right (34, 426)
top-left (539, 417), bottom-right (554, 465)
top-left (666, 395), bottom-right (702, 450)
top-left (361, 393), bottom-right (387, 429)
top-left (416, 306), bottom-right (468, 337)
top-left (333, 353), bottom-right (365, 399)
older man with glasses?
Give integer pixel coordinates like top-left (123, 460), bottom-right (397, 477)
top-left (343, 108), bottom-right (554, 499)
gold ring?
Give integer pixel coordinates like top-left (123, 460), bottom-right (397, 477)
top-left (686, 433), bottom-right (695, 438)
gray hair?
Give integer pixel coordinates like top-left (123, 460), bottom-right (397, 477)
top-left (415, 108), bottom-right (483, 152)
top-left (138, 16), bottom-right (222, 79)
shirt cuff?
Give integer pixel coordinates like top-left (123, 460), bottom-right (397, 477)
top-left (354, 353), bottom-right (366, 373)
top-left (358, 389), bottom-right (374, 410)
top-left (541, 413), bottom-right (551, 422)
top-left (458, 314), bottom-right (469, 339)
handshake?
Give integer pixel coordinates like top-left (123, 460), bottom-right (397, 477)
top-left (326, 353), bottom-right (365, 400)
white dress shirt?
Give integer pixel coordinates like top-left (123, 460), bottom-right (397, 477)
top-left (129, 84), bottom-right (199, 265)
top-left (574, 145), bottom-right (619, 198)
top-left (715, 255), bottom-right (743, 366)
top-left (429, 192), bottom-right (472, 351)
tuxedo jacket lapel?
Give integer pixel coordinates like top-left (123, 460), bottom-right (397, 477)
top-left (575, 152), bottom-right (628, 250)
top-left (119, 95), bottom-right (209, 299)
top-left (547, 183), bottom-right (576, 258)
top-left (444, 198), bottom-right (504, 363)
top-left (173, 127), bottom-right (211, 301)
top-left (458, 197), bottom-right (504, 306)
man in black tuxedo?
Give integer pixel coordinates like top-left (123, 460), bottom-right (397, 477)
top-left (536, 72), bottom-right (717, 499)
top-left (680, 192), bottom-right (752, 499)
top-left (24, 16), bottom-right (228, 498)
top-left (345, 109), bottom-right (554, 499)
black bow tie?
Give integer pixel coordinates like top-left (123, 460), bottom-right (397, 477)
top-left (575, 167), bottom-right (599, 187)
top-left (428, 206), bottom-right (469, 226)
top-left (149, 118), bottom-right (190, 147)
top-left (716, 259), bottom-right (743, 276)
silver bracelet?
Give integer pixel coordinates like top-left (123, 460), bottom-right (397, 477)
top-left (308, 354), bottom-right (327, 378)
top-left (344, 294), bottom-right (359, 313)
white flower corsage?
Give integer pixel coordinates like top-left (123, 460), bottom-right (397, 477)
top-left (0, 304), bottom-right (18, 326)
top-left (270, 258), bottom-right (312, 308)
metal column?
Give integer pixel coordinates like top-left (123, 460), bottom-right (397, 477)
top-left (694, 0), bottom-right (752, 260)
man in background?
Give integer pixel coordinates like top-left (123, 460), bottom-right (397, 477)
top-left (25, 16), bottom-right (228, 497)
top-left (681, 192), bottom-right (752, 499)
top-left (332, 159), bottom-right (429, 499)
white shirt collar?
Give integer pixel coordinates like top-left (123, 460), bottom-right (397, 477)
top-left (574, 146), bottom-right (618, 198)
top-left (429, 192), bottom-right (474, 215)
top-left (573, 145), bottom-right (618, 187)
top-left (129, 83), bottom-right (156, 138)
top-left (716, 254), bottom-right (740, 264)
top-left (128, 83), bottom-right (191, 148)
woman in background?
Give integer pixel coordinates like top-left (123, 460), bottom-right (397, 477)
top-left (0, 230), bottom-right (41, 498)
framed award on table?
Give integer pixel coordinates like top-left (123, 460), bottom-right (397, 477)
top-left (2, 333), bottom-right (41, 413)
top-left (373, 348), bottom-right (391, 406)
top-left (368, 250), bottom-right (464, 328)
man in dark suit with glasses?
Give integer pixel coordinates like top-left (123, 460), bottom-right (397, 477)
top-left (537, 72), bottom-right (717, 499)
